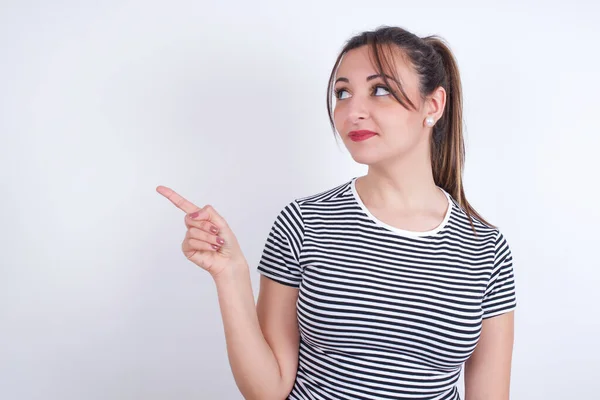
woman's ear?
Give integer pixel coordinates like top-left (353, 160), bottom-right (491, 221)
top-left (426, 86), bottom-right (447, 122)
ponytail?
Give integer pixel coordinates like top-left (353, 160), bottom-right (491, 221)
top-left (423, 36), bottom-right (495, 233)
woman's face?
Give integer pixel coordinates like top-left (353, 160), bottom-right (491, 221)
top-left (333, 45), bottom-right (429, 167)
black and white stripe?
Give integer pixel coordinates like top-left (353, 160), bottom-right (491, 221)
top-left (257, 177), bottom-right (517, 400)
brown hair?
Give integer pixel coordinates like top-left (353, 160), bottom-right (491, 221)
top-left (326, 25), bottom-right (495, 234)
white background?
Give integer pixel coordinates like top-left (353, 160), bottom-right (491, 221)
top-left (1, 0), bottom-right (598, 399)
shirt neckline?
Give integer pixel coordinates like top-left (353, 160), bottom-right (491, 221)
top-left (349, 176), bottom-right (453, 238)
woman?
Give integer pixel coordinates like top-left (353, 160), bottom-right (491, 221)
top-left (157, 25), bottom-right (517, 400)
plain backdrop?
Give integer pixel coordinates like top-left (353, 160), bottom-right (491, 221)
top-left (1, 0), bottom-right (598, 399)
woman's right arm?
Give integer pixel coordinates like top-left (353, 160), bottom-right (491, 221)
top-left (155, 186), bottom-right (300, 399)
top-left (214, 262), bottom-right (300, 400)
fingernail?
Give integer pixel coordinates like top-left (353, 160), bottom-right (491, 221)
top-left (189, 211), bottom-right (199, 219)
top-left (210, 226), bottom-right (218, 234)
top-left (216, 237), bottom-right (225, 245)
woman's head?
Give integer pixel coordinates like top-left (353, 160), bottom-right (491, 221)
top-left (331, 43), bottom-right (446, 170)
top-left (327, 26), bottom-right (494, 231)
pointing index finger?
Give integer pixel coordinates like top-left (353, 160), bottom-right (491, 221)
top-left (156, 185), bottom-right (201, 214)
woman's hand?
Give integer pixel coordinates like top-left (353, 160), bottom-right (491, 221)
top-left (156, 185), bottom-right (246, 280)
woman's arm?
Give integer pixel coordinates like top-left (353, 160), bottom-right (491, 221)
top-left (214, 263), bottom-right (300, 400)
top-left (464, 311), bottom-right (515, 400)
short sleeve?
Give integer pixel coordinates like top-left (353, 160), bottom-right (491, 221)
top-left (257, 200), bottom-right (305, 288)
top-left (482, 231), bottom-right (518, 319)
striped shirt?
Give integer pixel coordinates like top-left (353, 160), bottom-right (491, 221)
top-left (257, 176), bottom-right (517, 400)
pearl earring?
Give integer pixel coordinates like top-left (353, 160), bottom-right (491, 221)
top-left (425, 116), bottom-right (435, 127)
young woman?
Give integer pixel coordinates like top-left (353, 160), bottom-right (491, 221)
top-left (157, 25), bottom-right (517, 400)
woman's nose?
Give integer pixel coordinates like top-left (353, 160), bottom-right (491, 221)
top-left (347, 99), bottom-right (370, 123)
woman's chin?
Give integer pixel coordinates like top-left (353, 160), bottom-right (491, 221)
top-left (348, 151), bottom-right (383, 166)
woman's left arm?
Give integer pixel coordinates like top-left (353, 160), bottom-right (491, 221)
top-left (464, 311), bottom-right (515, 400)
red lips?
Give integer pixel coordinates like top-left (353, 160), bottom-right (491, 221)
top-left (348, 130), bottom-right (377, 142)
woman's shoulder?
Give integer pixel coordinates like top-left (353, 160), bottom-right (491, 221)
top-left (293, 177), bottom-right (355, 206)
top-left (443, 194), bottom-right (502, 240)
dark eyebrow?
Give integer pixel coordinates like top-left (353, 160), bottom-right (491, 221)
top-left (335, 74), bottom-right (399, 84)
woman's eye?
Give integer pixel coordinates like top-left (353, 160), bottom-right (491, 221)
top-left (335, 89), bottom-right (349, 100)
top-left (335, 85), bottom-right (389, 100)
top-left (374, 86), bottom-right (390, 96)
